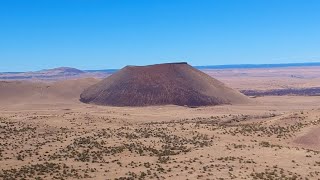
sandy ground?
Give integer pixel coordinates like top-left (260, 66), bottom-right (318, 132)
top-left (1, 68), bottom-right (320, 179)
top-left (204, 67), bottom-right (320, 90)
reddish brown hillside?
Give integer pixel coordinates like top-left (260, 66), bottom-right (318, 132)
top-left (80, 63), bottom-right (250, 107)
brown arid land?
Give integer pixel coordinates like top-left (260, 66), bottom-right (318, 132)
top-left (1, 67), bottom-right (320, 179)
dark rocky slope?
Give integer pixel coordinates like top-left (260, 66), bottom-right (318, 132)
top-left (80, 62), bottom-right (250, 107)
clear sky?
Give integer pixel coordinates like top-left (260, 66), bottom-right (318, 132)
top-left (1, 0), bottom-right (320, 71)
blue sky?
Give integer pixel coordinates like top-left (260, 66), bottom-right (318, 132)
top-left (1, 0), bottom-right (320, 71)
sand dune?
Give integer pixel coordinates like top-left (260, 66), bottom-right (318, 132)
top-left (295, 126), bottom-right (320, 149)
top-left (0, 78), bottom-right (99, 105)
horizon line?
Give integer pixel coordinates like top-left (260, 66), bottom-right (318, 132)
top-left (2, 61), bottom-right (320, 73)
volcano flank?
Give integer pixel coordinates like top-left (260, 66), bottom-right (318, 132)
top-left (80, 62), bottom-right (249, 107)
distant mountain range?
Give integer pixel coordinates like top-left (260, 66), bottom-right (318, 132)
top-left (1, 62), bottom-right (320, 81)
top-left (0, 67), bottom-right (109, 80)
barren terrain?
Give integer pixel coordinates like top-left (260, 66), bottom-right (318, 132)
top-left (1, 67), bottom-right (320, 179)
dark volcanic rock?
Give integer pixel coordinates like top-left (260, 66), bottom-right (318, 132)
top-left (241, 87), bottom-right (320, 97)
top-left (80, 62), bottom-right (249, 107)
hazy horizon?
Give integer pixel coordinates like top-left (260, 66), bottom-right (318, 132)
top-left (2, 61), bottom-right (320, 73)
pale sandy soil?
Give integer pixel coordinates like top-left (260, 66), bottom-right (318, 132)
top-left (0, 68), bottom-right (320, 179)
top-left (204, 67), bottom-right (320, 90)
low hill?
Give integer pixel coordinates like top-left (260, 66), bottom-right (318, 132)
top-left (0, 67), bottom-right (109, 81)
top-left (0, 78), bottom-right (99, 105)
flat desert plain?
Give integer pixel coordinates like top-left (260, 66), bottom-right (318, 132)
top-left (1, 67), bottom-right (320, 180)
